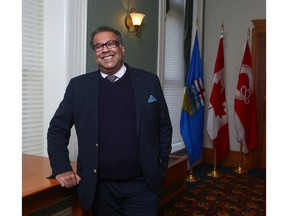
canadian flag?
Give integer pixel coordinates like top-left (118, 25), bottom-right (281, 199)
top-left (234, 41), bottom-right (258, 153)
top-left (207, 35), bottom-right (230, 161)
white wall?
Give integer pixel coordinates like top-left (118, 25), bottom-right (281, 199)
top-left (202, 0), bottom-right (266, 151)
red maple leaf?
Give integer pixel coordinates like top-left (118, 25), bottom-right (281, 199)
top-left (210, 81), bottom-right (226, 118)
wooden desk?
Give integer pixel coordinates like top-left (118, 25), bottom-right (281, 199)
top-left (22, 154), bottom-right (187, 214)
top-left (22, 154), bottom-right (86, 215)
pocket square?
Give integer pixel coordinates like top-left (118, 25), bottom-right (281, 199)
top-left (148, 95), bottom-right (157, 103)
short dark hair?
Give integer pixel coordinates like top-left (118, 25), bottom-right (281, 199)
top-left (90, 26), bottom-right (123, 49)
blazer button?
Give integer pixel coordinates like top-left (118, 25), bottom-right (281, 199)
top-left (96, 143), bottom-right (99, 148)
top-left (93, 169), bottom-right (97, 173)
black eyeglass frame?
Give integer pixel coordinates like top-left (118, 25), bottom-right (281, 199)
top-left (92, 40), bottom-right (119, 52)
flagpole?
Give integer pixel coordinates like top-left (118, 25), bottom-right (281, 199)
top-left (207, 23), bottom-right (226, 178)
top-left (233, 141), bottom-right (247, 174)
top-left (186, 165), bottom-right (199, 182)
top-left (207, 148), bottom-right (222, 178)
top-left (233, 28), bottom-right (250, 175)
top-left (180, 16), bottom-right (204, 184)
top-left (186, 17), bottom-right (200, 183)
top-left (247, 27), bottom-right (250, 44)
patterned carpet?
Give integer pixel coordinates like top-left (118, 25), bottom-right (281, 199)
top-left (158, 164), bottom-right (266, 216)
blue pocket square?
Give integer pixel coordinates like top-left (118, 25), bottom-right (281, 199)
top-left (148, 95), bottom-right (157, 103)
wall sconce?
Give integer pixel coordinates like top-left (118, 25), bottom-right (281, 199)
top-left (125, 8), bottom-right (145, 37)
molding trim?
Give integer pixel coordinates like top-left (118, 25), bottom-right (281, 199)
top-left (157, 0), bottom-right (166, 84)
top-left (65, 0), bottom-right (87, 80)
top-left (65, 0), bottom-right (87, 161)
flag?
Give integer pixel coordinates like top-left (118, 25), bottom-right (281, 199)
top-left (234, 41), bottom-right (258, 153)
top-left (207, 35), bottom-right (230, 162)
top-left (180, 32), bottom-right (205, 165)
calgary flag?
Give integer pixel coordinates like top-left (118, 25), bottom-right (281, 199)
top-left (207, 35), bottom-right (230, 162)
top-left (234, 41), bottom-right (258, 153)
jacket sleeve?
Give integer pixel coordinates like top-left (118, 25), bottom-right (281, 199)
top-left (156, 76), bottom-right (173, 169)
top-left (47, 80), bottom-right (75, 176)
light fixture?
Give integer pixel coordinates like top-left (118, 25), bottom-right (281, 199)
top-left (125, 8), bottom-right (145, 37)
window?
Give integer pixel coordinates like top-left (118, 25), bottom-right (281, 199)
top-left (22, 0), bottom-right (45, 155)
top-left (162, 0), bottom-right (186, 152)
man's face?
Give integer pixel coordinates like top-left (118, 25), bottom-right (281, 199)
top-left (92, 31), bottom-right (125, 74)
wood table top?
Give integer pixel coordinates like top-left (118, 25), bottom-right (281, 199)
top-left (22, 154), bottom-right (76, 198)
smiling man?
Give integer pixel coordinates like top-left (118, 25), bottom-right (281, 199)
top-left (47, 26), bottom-right (172, 216)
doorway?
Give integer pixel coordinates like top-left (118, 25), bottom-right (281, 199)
top-left (248, 19), bottom-right (266, 170)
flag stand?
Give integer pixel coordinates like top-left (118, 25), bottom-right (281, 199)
top-left (207, 148), bottom-right (222, 178)
top-left (233, 141), bottom-right (247, 174)
top-left (186, 165), bottom-right (199, 182)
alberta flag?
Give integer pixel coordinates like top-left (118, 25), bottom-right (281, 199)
top-left (234, 40), bottom-right (258, 153)
top-left (207, 35), bottom-right (230, 162)
top-left (180, 32), bottom-right (205, 165)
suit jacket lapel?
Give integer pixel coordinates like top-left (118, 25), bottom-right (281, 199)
top-left (89, 71), bottom-right (100, 142)
top-left (129, 67), bottom-right (143, 140)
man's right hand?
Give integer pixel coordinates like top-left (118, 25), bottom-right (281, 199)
top-left (56, 171), bottom-right (81, 188)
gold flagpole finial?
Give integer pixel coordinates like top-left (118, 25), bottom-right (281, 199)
top-left (221, 22), bottom-right (224, 36)
top-left (196, 17), bottom-right (199, 32)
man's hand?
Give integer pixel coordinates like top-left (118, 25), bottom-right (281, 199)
top-left (56, 171), bottom-right (81, 188)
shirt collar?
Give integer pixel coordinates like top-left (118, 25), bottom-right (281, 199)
top-left (100, 64), bottom-right (126, 79)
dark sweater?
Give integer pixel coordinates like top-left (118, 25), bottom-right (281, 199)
top-left (98, 71), bottom-right (142, 180)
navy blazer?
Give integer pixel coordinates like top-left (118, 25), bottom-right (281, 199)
top-left (47, 64), bottom-right (172, 210)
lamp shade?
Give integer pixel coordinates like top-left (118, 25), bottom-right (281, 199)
top-left (130, 13), bottom-right (145, 26)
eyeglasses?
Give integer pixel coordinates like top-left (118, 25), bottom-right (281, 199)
top-left (92, 40), bottom-right (119, 52)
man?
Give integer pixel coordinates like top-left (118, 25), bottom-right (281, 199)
top-left (47, 26), bottom-right (172, 215)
